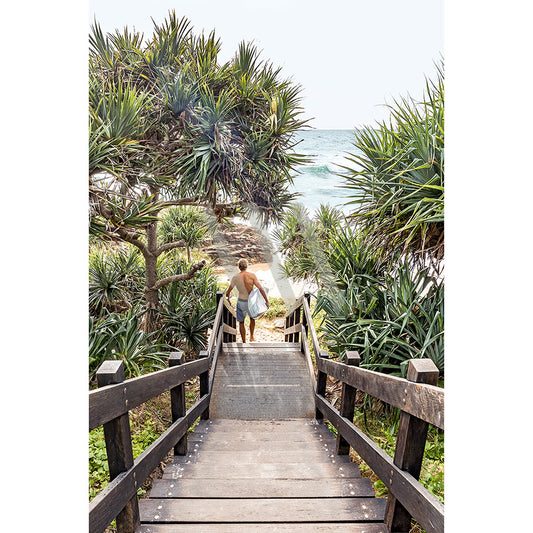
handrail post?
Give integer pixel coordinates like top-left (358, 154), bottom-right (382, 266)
top-left (293, 305), bottom-right (301, 344)
top-left (385, 358), bottom-right (439, 532)
top-left (217, 291), bottom-right (228, 343)
top-left (336, 351), bottom-right (360, 455)
top-left (315, 350), bottom-right (329, 419)
top-left (96, 360), bottom-right (140, 533)
top-left (169, 351), bottom-right (187, 456)
top-left (198, 350), bottom-right (210, 420)
top-left (301, 292), bottom-right (310, 351)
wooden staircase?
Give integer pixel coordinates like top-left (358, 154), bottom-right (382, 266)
top-left (138, 419), bottom-right (387, 532)
top-left (136, 342), bottom-right (388, 532)
top-left (209, 342), bottom-right (315, 419)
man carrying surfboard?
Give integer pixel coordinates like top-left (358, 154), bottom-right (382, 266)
top-left (225, 258), bottom-right (269, 342)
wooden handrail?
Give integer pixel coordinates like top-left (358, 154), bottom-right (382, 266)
top-left (288, 292), bottom-right (444, 532)
top-left (89, 395), bottom-right (209, 533)
top-left (90, 295), bottom-right (229, 533)
top-left (316, 394), bottom-right (444, 533)
top-left (89, 357), bottom-right (209, 431)
top-left (314, 355), bottom-right (445, 533)
top-left (317, 357), bottom-right (444, 429)
top-left (206, 295), bottom-right (224, 356)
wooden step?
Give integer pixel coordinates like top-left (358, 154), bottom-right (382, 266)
top-left (139, 497), bottom-right (386, 523)
top-left (192, 419), bottom-right (335, 432)
top-left (149, 477), bottom-right (375, 498)
top-left (172, 449), bottom-right (351, 464)
top-left (223, 342), bottom-right (301, 349)
top-left (163, 461), bottom-right (362, 480)
top-left (137, 523), bottom-right (390, 532)
top-left (139, 419), bottom-right (387, 531)
top-left (209, 346), bottom-right (315, 419)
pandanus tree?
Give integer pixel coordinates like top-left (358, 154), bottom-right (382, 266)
top-left (89, 12), bottom-right (307, 330)
top-left (342, 62), bottom-right (444, 273)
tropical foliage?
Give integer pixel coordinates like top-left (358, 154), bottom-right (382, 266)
top-left (342, 62), bottom-right (444, 272)
top-left (89, 241), bottom-right (218, 380)
top-left (89, 12), bottom-right (307, 329)
top-left (89, 310), bottom-right (170, 380)
top-left (274, 66), bottom-right (445, 377)
top-left (159, 207), bottom-right (214, 262)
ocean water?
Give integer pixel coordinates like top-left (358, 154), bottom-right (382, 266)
top-left (289, 129), bottom-right (360, 213)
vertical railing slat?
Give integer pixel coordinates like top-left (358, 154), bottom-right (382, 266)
top-left (96, 361), bottom-right (140, 533)
top-left (384, 358), bottom-right (439, 532)
top-left (169, 351), bottom-right (187, 456)
top-left (336, 351), bottom-right (360, 455)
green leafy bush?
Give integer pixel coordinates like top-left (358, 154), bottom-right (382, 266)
top-left (158, 259), bottom-right (218, 354)
top-left (89, 309), bottom-right (170, 380)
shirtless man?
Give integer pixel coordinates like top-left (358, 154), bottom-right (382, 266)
top-left (225, 258), bottom-right (269, 342)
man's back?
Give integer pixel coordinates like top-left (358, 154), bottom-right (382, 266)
top-left (231, 271), bottom-right (258, 299)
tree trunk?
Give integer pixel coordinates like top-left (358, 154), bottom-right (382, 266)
top-left (143, 220), bottom-right (160, 333)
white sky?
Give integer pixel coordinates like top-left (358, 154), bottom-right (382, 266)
top-left (89, 0), bottom-right (444, 129)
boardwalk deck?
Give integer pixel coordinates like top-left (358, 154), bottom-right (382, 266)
top-left (209, 342), bottom-right (315, 419)
top-left (138, 420), bottom-right (387, 532)
top-left (136, 342), bottom-right (388, 532)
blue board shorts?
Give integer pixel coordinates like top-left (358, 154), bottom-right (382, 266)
top-left (236, 299), bottom-right (250, 322)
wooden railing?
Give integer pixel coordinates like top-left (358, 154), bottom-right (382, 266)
top-left (284, 292), bottom-right (445, 533)
top-left (88, 294), bottom-right (229, 533)
top-left (216, 291), bottom-right (237, 342)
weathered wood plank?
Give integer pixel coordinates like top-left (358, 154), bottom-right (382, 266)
top-left (223, 342), bottom-right (301, 348)
top-left (385, 359), bottom-right (439, 531)
top-left (222, 296), bottom-right (237, 316)
top-left (222, 323), bottom-right (238, 335)
top-left (302, 298), bottom-right (321, 357)
top-left (149, 477), bottom-right (375, 498)
top-left (137, 523), bottom-right (390, 532)
top-left (300, 329), bottom-right (317, 392)
top-left (210, 345), bottom-right (315, 419)
top-left (163, 461), bottom-right (362, 480)
top-left (317, 357), bottom-right (444, 429)
top-left (89, 395), bottom-right (209, 533)
top-left (206, 295), bottom-right (224, 356)
top-left (284, 322), bottom-right (303, 336)
top-left (95, 361), bottom-right (140, 533)
top-left (285, 294), bottom-right (305, 316)
top-left (172, 449), bottom-right (351, 464)
top-left (316, 395), bottom-right (444, 533)
top-left (207, 327), bottom-right (223, 394)
top-left (337, 352), bottom-right (360, 455)
top-left (187, 430), bottom-right (336, 445)
top-left (169, 352), bottom-right (187, 456)
top-left (191, 419), bottom-right (333, 432)
top-left (139, 497), bottom-right (386, 523)
top-left (185, 434), bottom-right (336, 450)
top-left (89, 358), bottom-right (209, 430)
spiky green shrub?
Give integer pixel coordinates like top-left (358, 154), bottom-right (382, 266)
top-left (159, 207), bottom-right (214, 262)
top-left (342, 62), bottom-right (444, 270)
top-left (89, 309), bottom-right (171, 380)
top-left (317, 262), bottom-right (444, 376)
top-left (158, 260), bottom-right (218, 354)
top-left (89, 245), bottom-right (145, 317)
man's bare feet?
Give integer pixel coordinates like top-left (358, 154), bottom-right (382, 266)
top-left (250, 337), bottom-right (256, 342)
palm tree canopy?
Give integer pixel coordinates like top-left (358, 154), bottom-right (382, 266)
top-left (89, 12), bottom-right (308, 241)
